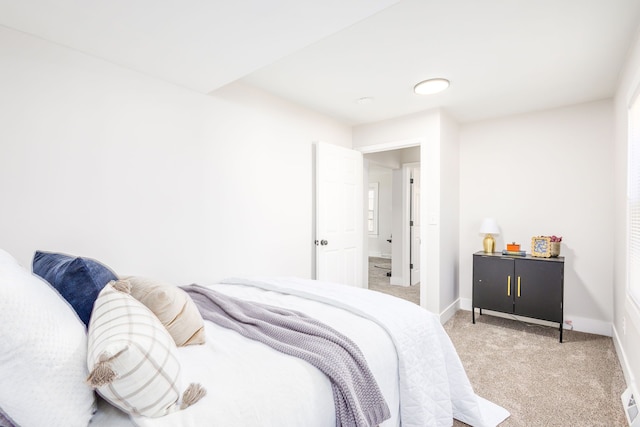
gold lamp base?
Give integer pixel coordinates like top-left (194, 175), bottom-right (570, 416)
top-left (483, 234), bottom-right (495, 253)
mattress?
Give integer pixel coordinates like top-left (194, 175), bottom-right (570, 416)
top-left (89, 277), bottom-right (508, 427)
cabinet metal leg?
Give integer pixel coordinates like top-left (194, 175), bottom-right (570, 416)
top-left (559, 323), bottom-right (563, 343)
top-left (472, 308), bottom-right (483, 324)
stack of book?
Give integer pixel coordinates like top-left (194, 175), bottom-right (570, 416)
top-left (502, 249), bottom-right (527, 256)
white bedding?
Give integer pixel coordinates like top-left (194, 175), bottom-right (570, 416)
top-left (91, 277), bottom-right (508, 427)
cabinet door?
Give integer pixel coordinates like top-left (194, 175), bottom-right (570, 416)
top-left (514, 259), bottom-right (563, 322)
top-left (473, 255), bottom-right (514, 313)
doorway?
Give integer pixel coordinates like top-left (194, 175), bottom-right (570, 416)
top-left (364, 147), bottom-right (421, 304)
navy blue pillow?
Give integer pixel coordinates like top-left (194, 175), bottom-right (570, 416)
top-left (32, 251), bottom-right (118, 327)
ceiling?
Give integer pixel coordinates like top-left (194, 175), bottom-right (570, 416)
top-left (243, 0), bottom-right (640, 124)
top-left (0, 0), bottom-right (398, 92)
top-left (2, 0), bottom-right (640, 125)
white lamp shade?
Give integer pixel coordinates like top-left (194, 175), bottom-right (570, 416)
top-left (479, 218), bottom-right (500, 235)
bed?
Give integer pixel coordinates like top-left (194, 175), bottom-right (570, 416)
top-left (0, 249), bottom-right (509, 427)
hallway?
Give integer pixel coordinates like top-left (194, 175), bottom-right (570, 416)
top-left (367, 257), bottom-right (419, 305)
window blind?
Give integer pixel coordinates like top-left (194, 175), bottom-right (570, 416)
top-left (628, 91), bottom-right (640, 307)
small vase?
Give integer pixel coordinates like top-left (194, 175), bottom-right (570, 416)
top-left (550, 242), bottom-right (561, 257)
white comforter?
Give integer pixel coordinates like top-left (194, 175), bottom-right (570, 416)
top-left (92, 277), bottom-right (508, 427)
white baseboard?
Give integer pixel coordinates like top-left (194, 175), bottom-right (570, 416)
top-left (390, 276), bottom-right (408, 286)
top-left (613, 323), bottom-right (635, 387)
top-left (563, 314), bottom-right (612, 337)
top-left (440, 298), bottom-right (459, 324)
top-left (459, 297), bottom-right (612, 336)
top-left (459, 297), bottom-right (472, 311)
top-left (368, 252), bottom-right (391, 259)
top-left (613, 323), bottom-right (639, 427)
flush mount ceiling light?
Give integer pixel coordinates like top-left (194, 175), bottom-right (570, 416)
top-left (413, 78), bottom-right (450, 95)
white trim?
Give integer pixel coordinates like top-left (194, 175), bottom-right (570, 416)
top-left (471, 309), bottom-right (568, 331)
top-left (402, 164), bottom-right (415, 289)
top-left (390, 276), bottom-right (405, 286)
top-left (359, 137), bottom-right (427, 306)
top-left (368, 253), bottom-right (391, 259)
top-left (561, 315), bottom-right (612, 337)
top-left (459, 297), bottom-right (612, 336)
top-left (440, 298), bottom-right (460, 324)
top-left (356, 138), bottom-right (422, 154)
top-left (459, 297), bottom-right (473, 311)
top-left (613, 323), bottom-right (636, 388)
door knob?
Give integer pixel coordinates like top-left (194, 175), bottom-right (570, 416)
top-left (321, 240), bottom-right (328, 246)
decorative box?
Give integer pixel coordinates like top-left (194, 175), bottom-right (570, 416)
top-left (531, 236), bottom-right (551, 257)
top-left (506, 242), bottom-right (520, 252)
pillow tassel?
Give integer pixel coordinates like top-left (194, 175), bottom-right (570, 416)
top-left (180, 383), bottom-right (206, 409)
top-left (86, 361), bottom-right (116, 388)
top-left (86, 350), bottom-right (124, 388)
top-left (111, 279), bottom-right (131, 294)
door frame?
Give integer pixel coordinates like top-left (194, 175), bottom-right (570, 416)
top-left (357, 138), bottom-right (427, 307)
top-left (406, 162), bottom-right (420, 286)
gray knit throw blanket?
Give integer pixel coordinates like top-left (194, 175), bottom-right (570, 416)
top-left (182, 284), bottom-right (390, 427)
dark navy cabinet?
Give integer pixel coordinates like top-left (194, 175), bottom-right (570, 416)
top-left (472, 252), bottom-right (565, 342)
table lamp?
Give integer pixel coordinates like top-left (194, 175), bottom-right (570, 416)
top-left (479, 218), bottom-right (500, 253)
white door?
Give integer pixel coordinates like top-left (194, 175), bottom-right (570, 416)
top-left (410, 167), bottom-right (421, 285)
top-left (315, 142), bottom-right (363, 287)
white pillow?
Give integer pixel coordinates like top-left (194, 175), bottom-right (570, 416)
top-left (0, 248), bottom-right (95, 427)
top-left (87, 282), bottom-right (205, 417)
top-left (0, 248), bottom-right (19, 266)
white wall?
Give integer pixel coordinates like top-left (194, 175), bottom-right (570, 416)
top-left (0, 26), bottom-right (352, 285)
top-left (459, 99), bottom-right (614, 335)
top-left (354, 110), bottom-right (456, 317)
top-left (368, 164), bottom-right (393, 258)
top-left (613, 23), bottom-right (640, 400)
top-left (439, 112), bottom-right (460, 316)
top-left (391, 168), bottom-right (404, 283)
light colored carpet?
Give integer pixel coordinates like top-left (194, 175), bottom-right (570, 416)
top-left (368, 257), bottom-right (626, 426)
top-left (445, 310), bottom-right (627, 426)
top-left (367, 257), bottom-right (419, 305)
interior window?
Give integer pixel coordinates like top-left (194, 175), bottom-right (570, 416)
top-left (368, 183), bottom-right (379, 235)
top-left (628, 91), bottom-right (640, 307)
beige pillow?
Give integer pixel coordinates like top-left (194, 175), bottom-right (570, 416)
top-left (120, 276), bottom-right (205, 346)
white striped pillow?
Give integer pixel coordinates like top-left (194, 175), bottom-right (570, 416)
top-left (86, 281), bottom-right (182, 417)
